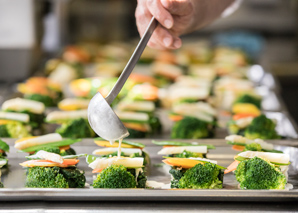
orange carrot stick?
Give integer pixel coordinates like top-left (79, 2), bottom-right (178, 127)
top-left (224, 160), bottom-right (240, 174)
top-left (232, 145), bottom-right (245, 152)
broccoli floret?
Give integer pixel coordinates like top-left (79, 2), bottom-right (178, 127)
top-left (171, 117), bottom-right (213, 139)
top-left (176, 162), bottom-right (223, 189)
top-left (172, 150), bottom-right (205, 158)
top-left (149, 116), bottom-right (162, 134)
top-left (25, 166), bottom-right (85, 188)
top-left (34, 146), bottom-right (60, 154)
top-left (25, 167), bottom-right (69, 188)
top-left (93, 165), bottom-right (136, 188)
top-left (244, 143), bottom-right (262, 151)
top-left (24, 94), bottom-right (56, 107)
top-left (126, 128), bottom-right (147, 138)
top-left (0, 125), bottom-right (10, 137)
top-left (235, 157), bottom-right (287, 189)
top-left (234, 94), bottom-right (261, 109)
top-left (60, 147), bottom-right (76, 156)
top-left (0, 122), bottom-right (31, 138)
top-left (244, 115), bottom-right (280, 140)
top-left (60, 167), bottom-right (86, 188)
top-left (56, 118), bottom-right (95, 138)
top-left (5, 109), bottom-right (45, 129)
top-left (127, 168), bottom-right (147, 188)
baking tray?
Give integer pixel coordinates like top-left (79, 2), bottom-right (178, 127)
top-left (0, 139), bottom-right (297, 202)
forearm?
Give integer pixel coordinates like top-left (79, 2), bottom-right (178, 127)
top-left (186, 0), bottom-right (235, 33)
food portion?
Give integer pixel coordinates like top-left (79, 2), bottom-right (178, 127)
top-left (2, 98), bottom-right (45, 130)
top-left (58, 98), bottom-right (90, 111)
top-left (14, 133), bottom-right (80, 156)
top-left (153, 140), bottom-right (214, 159)
top-left (0, 112), bottom-right (31, 138)
top-left (228, 114), bottom-right (281, 139)
top-left (225, 151), bottom-right (290, 189)
top-left (163, 158), bottom-right (225, 189)
top-left (18, 77), bottom-right (62, 107)
top-left (93, 138), bottom-right (149, 166)
top-left (87, 156), bottom-right (147, 188)
top-left (225, 135), bottom-right (282, 153)
top-left (169, 102), bottom-right (216, 139)
top-left (46, 110), bottom-right (95, 138)
top-left (21, 150), bottom-right (86, 188)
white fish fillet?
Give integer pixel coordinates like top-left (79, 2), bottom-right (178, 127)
top-left (59, 98), bottom-right (90, 109)
top-left (89, 157), bottom-right (144, 170)
top-left (0, 111), bottom-right (29, 123)
top-left (35, 150), bottom-right (64, 164)
top-left (2, 98), bottom-right (45, 114)
top-left (115, 111), bottom-right (149, 122)
top-left (238, 151), bottom-right (289, 164)
top-left (93, 148), bottom-right (142, 156)
top-left (46, 110), bottom-right (88, 122)
top-left (14, 133), bottom-right (63, 150)
top-left (117, 101), bottom-right (155, 112)
top-left (158, 146), bottom-right (207, 155)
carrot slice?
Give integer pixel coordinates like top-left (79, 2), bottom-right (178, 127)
top-left (59, 145), bottom-right (70, 151)
top-left (163, 158), bottom-right (204, 169)
top-left (162, 145), bottom-right (176, 148)
top-left (92, 168), bottom-right (104, 173)
top-left (0, 149), bottom-right (4, 154)
top-left (169, 114), bottom-right (184, 122)
top-left (62, 159), bottom-right (79, 165)
top-left (232, 145), bottom-right (245, 152)
top-left (224, 160), bottom-right (240, 174)
top-left (232, 113), bottom-right (257, 121)
top-left (129, 73), bottom-right (157, 85)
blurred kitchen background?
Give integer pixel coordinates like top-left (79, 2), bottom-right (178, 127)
top-left (0, 0), bottom-right (297, 122)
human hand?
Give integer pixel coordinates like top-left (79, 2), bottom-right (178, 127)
top-left (135, 0), bottom-right (194, 50)
top-left (135, 0), bottom-right (235, 50)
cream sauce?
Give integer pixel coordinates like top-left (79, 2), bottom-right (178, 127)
top-left (117, 138), bottom-right (123, 158)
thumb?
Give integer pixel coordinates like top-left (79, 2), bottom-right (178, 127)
top-left (160, 0), bottom-right (193, 16)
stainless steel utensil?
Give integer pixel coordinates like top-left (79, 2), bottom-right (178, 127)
top-left (88, 17), bottom-right (157, 141)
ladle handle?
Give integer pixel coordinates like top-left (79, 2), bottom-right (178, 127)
top-left (105, 17), bottom-right (157, 105)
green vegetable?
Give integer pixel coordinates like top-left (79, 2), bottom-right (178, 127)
top-left (5, 109), bottom-right (45, 129)
top-left (93, 165), bottom-right (139, 188)
top-left (227, 141), bottom-right (283, 153)
top-left (234, 94), bottom-right (261, 109)
top-left (60, 147), bottom-right (76, 156)
top-left (171, 117), bottom-right (214, 139)
top-left (235, 157), bottom-right (287, 189)
top-left (33, 146), bottom-right (60, 154)
top-left (0, 182), bottom-right (3, 188)
top-left (171, 150), bottom-right (205, 158)
top-left (56, 118), bottom-right (95, 138)
top-left (170, 162), bottom-right (224, 189)
top-left (24, 94), bottom-right (56, 107)
top-left (0, 125), bottom-right (10, 137)
top-left (126, 128), bottom-right (147, 139)
top-left (234, 156), bottom-right (290, 166)
top-left (244, 115), bottom-right (281, 140)
top-left (86, 154), bottom-right (97, 164)
top-left (149, 116), bottom-right (162, 134)
top-left (244, 143), bottom-right (262, 151)
top-left (152, 140), bottom-right (215, 149)
top-left (20, 139), bottom-right (81, 153)
top-left (0, 140), bottom-right (9, 152)
top-left (0, 122), bottom-right (31, 138)
top-left (94, 138), bottom-right (145, 148)
top-left (25, 166), bottom-right (85, 188)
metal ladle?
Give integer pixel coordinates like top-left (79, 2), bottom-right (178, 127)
top-left (88, 17), bottom-right (157, 141)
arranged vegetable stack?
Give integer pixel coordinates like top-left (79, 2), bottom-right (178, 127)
top-left (225, 151), bottom-right (291, 189)
top-left (87, 156), bottom-right (147, 188)
top-left (93, 138), bottom-right (149, 166)
top-left (21, 150), bottom-right (86, 188)
top-left (0, 139), bottom-right (9, 188)
top-left (14, 133), bottom-right (80, 156)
